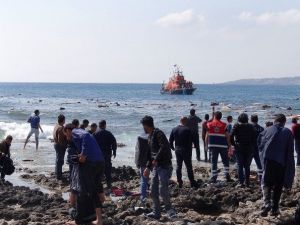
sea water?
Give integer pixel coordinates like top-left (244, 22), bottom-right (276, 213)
top-left (0, 83), bottom-right (299, 172)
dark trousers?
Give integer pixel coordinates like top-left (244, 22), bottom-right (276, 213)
top-left (235, 147), bottom-right (253, 185)
top-left (175, 148), bottom-right (195, 184)
top-left (262, 160), bottom-right (285, 210)
top-left (202, 137), bottom-right (210, 161)
top-left (210, 147), bottom-right (229, 179)
top-left (79, 162), bottom-right (104, 208)
top-left (192, 132), bottom-right (200, 159)
top-left (253, 148), bottom-right (263, 181)
top-left (295, 140), bottom-right (300, 166)
top-left (54, 144), bottom-right (66, 179)
top-left (104, 152), bottom-right (112, 189)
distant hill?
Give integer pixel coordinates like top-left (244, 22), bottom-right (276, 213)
top-left (223, 76), bottom-right (300, 85)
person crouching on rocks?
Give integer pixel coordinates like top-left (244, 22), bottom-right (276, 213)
top-left (258, 114), bottom-right (295, 217)
top-left (141, 116), bottom-right (176, 220)
top-left (230, 113), bottom-right (256, 187)
top-left (169, 116), bottom-right (198, 189)
top-left (134, 132), bottom-right (150, 202)
top-left (206, 111), bottom-right (232, 183)
top-left (0, 135), bottom-right (13, 181)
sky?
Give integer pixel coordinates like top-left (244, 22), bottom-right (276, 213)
top-left (0, 0), bottom-right (300, 84)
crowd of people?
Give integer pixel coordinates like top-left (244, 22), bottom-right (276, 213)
top-left (0, 108), bottom-right (300, 224)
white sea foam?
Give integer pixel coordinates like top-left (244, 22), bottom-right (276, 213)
top-left (0, 122), bottom-right (54, 140)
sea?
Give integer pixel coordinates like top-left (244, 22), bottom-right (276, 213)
top-left (0, 83), bottom-right (299, 173)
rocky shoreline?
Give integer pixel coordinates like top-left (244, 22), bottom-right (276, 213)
top-left (1, 166), bottom-right (299, 225)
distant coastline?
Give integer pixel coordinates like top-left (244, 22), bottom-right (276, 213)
top-left (221, 76), bottom-right (300, 85)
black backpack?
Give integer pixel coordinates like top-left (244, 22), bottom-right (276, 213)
top-left (0, 157), bottom-right (15, 175)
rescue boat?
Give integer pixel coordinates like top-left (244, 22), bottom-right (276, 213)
top-left (160, 65), bottom-right (196, 95)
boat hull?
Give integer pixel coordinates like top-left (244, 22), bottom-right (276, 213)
top-left (160, 88), bottom-right (196, 95)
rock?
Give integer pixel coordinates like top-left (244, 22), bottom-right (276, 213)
top-left (59, 107), bottom-right (65, 110)
top-left (98, 104), bottom-right (109, 108)
top-left (262, 105), bottom-right (271, 110)
top-left (117, 143), bottom-right (126, 148)
top-left (287, 106), bottom-right (292, 110)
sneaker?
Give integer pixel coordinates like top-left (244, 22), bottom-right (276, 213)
top-left (145, 212), bottom-right (161, 220)
top-left (209, 177), bottom-right (217, 184)
top-left (270, 208), bottom-right (280, 217)
top-left (191, 181), bottom-right (199, 189)
top-left (260, 205), bottom-right (271, 217)
top-left (167, 208), bottom-right (177, 218)
top-left (226, 175), bottom-right (234, 183)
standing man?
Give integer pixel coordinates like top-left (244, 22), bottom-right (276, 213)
top-left (141, 116), bottom-right (176, 220)
top-left (24, 110), bottom-right (43, 150)
top-left (291, 117), bottom-right (300, 166)
top-left (202, 114), bottom-right (210, 162)
top-left (206, 111), bottom-right (232, 183)
top-left (53, 114), bottom-right (68, 180)
top-left (94, 120), bottom-right (117, 190)
top-left (251, 115), bottom-right (264, 182)
top-left (0, 135), bottom-right (13, 181)
top-left (187, 109), bottom-right (202, 161)
top-left (64, 125), bottom-right (105, 225)
top-left (169, 117), bottom-right (198, 188)
top-left (258, 114), bottom-right (295, 217)
top-left (80, 119), bottom-right (89, 130)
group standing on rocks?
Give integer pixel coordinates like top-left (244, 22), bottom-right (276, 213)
top-left (1, 107), bottom-right (300, 224)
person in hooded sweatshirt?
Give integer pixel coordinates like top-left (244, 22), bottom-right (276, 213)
top-left (230, 113), bottom-right (256, 187)
top-left (134, 132), bottom-right (150, 201)
top-left (258, 114), bottom-right (295, 217)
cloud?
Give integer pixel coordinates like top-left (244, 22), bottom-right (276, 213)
top-left (157, 9), bottom-right (205, 28)
top-left (239, 9), bottom-right (300, 25)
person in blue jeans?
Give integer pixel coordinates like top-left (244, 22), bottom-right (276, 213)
top-left (24, 110), bottom-right (44, 150)
top-left (134, 133), bottom-right (150, 201)
top-left (231, 113), bottom-right (256, 187)
top-left (251, 115), bottom-right (264, 182)
top-left (53, 114), bottom-right (68, 180)
top-left (141, 116), bottom-right (176, 220)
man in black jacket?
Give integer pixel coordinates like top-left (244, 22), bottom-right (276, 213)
top-left (187, 109), bottom-right (202, 161)
top-left (169, 117), bottom-right (198, 188)
top-left (141, 116), bottom-right (176, 220)
top-left (94, 120), bottom-right (117, 190)
top-left (0, 135), bottom-right (13, 181)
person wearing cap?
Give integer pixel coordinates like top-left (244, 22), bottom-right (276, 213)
top-left (53, 114), bottom-right (68, 180)
top-left (94, 120), bottom-right (117, 190)
top-left (169, 117), bottom-right (198, 189)
top-left (187, 109), bottom-right (202, 161)
top-left (258, 114), bottom-right (295, 217)
top-left (24, 109), bottom-right (43, 150)
top-left (141, 116), bottom-right (176, 220)
top-left (0, 135), bottom-right (13, 181)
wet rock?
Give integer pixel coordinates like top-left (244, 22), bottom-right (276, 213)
top-left (287, 106), bottom-right (292, 110)
top-left (262, 105), bottom-right (271, 110)
top-left (98, 104), bottom-right (109, 108)
top-left (117, 143), bottom-right (126, 148)
top-left (59, 107), bottom-right (65, 110)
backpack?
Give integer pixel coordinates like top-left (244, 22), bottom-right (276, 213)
top-left (1, 157), bottom-right (15, 175)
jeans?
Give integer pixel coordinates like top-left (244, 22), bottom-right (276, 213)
top-left (151, 165), bottom-right (173, 216)
top-left (262, 160), bottom-right (285, 210)
top-left (235, 147), bottom-right (253, 185)
top-left (27, 128), bottom-right (39, 148)
top-left (210, 147), bottom-right (229, 179)
top-left (140, 167), bottom-right (149, 200)
top-left (104, 152), bottom-right (112, 189)
top-left (253, 147), bottom-right (263, 181)
top-left (54, 144), bottom-right (66, 179)
top-left (192, 132), bottom-right (200, 159)
top-left (175, 148), bottom-right (195, 184)
top-left (295, 140), bottom-right (300, 166)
